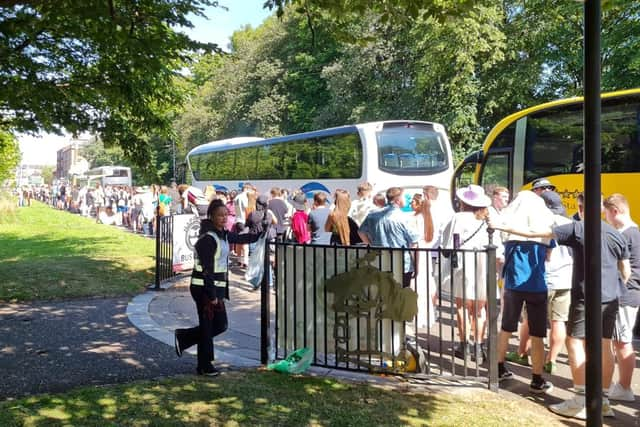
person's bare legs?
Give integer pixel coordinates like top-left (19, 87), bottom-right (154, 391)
top-left (566, 336), bottom-right (585, 386)
top-left (455, 298), bottom-right (468, 343)
top-left (472, 301), bottom-right (487, 344)
top-left (546, 320), bottom-right (566, 363)
top-left (602, 338), bottom-right (615, 391)
top-left (613, 341), bottom-right (636, 389)
top-left (498, 330), bottom-right (511, 363)
top-left (517, 319), bottom-right (531, 356)
top-left (530, 336), bottom-right (545, 376)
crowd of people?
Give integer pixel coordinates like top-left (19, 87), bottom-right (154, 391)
top-left (181, 178), bottom-right (638, 418)
top-left (488, 179), bottom-right (639, 418)
top-left (21, 177), bottom-right (637, 415)
top-left (21, 181), bottom-right (182, 236)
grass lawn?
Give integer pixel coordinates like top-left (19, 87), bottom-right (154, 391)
top-left (0, 370), bottom-right (564, 427)
top-left (0, 202), bottom-right (156, 301)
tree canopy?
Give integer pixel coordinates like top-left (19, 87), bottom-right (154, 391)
top-left (0, 131), bottom-right (20, 183)
top-left (0, 0), bottom-right (221, 166)
top-left (174, 1), bottom-right (639, 166)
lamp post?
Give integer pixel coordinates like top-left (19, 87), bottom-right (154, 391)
top-left (172, 139), bottom-right (176, 183)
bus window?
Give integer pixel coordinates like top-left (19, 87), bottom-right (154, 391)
top-left (377, 122), bottom-right (449, 174)
top-left (399, 153), bottom-right (417, 168)
top-left (600, 98), bottom-right (640, 173)
top-left (524, 97), bottom-right (640, 183)
top-left (480, 152), bottom-right (511, 191)
top-left (524, 105), bottom-right (582, 184)
top-left (383, 153), bottom-right (399, 168)
top-left (491, 122), bottom-right (516, 150)
top-left (316, 133), bottom-right (362, 179)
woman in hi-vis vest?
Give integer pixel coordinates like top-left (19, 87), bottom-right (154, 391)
top-left (174, 199), bottom-right (265, 376)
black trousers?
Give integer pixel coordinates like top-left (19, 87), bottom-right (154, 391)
top-left (181, 285), bottom-right (228, 369)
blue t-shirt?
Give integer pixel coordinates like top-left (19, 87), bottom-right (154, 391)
top-left (359, 205), bottom-right (419, 272)
top-left (503, 241), bottom-right (549, 293)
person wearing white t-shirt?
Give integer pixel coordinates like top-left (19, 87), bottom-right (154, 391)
top-left (349, 182), bottom-right (374, 226)
top-left (540, 191), bottom-right (573, 375)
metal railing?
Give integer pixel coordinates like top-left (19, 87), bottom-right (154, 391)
top-left (154, 214), bottom-right (175, 289)
top-left (261, 234), bottom-right (499, 390)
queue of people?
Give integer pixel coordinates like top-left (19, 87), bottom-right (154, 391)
top-left (489, 178), bottom-right (639, 419)
top-left (165, 177), bottom-right (637, 419)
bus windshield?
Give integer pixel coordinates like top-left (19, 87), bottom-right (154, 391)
top-left (376, 122), bottom-right (449, 175)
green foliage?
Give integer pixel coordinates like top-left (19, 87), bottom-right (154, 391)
top-left (0, 0), bottom-right (221, 167)
top-left (175, 11), bottom-right (341, 154)
top-left (0, 131), bottom-right (20, 183)
top-left (40, 165), bottom-right (55, 185)
top-left (175, 2), bottom-right (640, 165)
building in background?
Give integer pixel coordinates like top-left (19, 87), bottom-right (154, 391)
top-left (55, 136), bottom-right (94, 181)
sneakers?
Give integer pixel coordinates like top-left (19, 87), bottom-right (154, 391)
top-left (505, 351), bottom-right (529, 366)
top-left (470, 343), bottom-right (484, 364)
top-left (480, 342), bottom-right (488, 362)
top-left (549, 396), bottom-right (615, 419)
top-left (530, 378), bottom-right (554, 394)
top-left (454, 342), bottom-right (470, 359)
top-left (197, 365), bottom-right (220, 376)
top-left (602, 398), bottom-right (615, 418)
top-left (549, 396), bottom-right (586, 420)
top-left (543, 361), bottom-right (556, 374)
top-left (498, 364), bottom-right (513, 381)
top-left (608, 383), bottom-right (635, 402)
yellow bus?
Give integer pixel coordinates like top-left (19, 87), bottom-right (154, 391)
top-left (452, 88), bottom-right (640, 221)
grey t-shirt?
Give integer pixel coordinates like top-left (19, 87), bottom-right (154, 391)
top-left (308, 207), bottom-right (331, 245)
top-left (553, 220), bottom-right (629, 303)
top-left (621, 225), bottom-right (640, 307)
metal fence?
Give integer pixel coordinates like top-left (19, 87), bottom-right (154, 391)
top-left (261, 237), bottom-right (499, 390)
top-left (154, 214), bottom-right (174, 288)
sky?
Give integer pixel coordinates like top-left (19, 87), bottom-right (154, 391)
top-left (18, 0), bottom-right (272, 166)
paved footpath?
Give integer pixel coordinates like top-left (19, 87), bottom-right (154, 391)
top-left (0, 297), bottom-right (195, 400)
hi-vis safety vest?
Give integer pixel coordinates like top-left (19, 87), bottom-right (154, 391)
top-left (191, 231), bottom-right (229, 293)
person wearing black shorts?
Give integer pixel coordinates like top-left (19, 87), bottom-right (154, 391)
top-left (493, 194), bottom-right (630, 419)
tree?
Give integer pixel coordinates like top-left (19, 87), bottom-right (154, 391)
top-left (0, 0), bottom-right (222, 166)
top-left (40, 165), bottom-right (55, 185)
top-left (176, 11), bottom-right (341, 154)
top-left (0, 131), bottom-right (20, 183)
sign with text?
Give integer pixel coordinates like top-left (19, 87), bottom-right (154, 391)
top-left (172, 214), bottom-right (200, 272)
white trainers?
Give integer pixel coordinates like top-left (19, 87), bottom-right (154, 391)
top-left (607, 383), bottom-right (635, 402)
top-left (602, 398), bottom-right (615, 418)
top-left (548, 396), bottom-right (586, 420)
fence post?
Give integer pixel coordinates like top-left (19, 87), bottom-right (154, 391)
top-left (260, 237), bottom-right (271, 364)
top-left (485, 226), bottom-right (498, 391)
top-left (153, 205), bottom-right (162, 291)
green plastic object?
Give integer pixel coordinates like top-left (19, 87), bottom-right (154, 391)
top-left (267, 347), bottom-right (313, 374)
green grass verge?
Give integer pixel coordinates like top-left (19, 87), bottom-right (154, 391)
top-left (0, 370), bottom-right (563, 427)
top-left (0, 202), bottom-right (155, 301)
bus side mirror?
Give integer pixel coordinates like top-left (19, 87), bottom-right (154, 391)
top-left (451, 150), bottom-right (483, 212)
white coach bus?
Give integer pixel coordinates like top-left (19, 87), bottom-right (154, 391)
top-left (86, 166), bottom-right (133, 188)
top-left (186, 121), bottom-right (454, 206)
